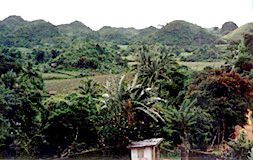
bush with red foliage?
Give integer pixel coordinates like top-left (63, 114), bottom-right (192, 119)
top-left (187, 68), bottom-right (253, 144)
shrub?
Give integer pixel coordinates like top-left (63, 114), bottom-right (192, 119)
top-left (226, 130), bottom-right (253, 160)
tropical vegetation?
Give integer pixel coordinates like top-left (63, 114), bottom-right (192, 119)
top-left (1, 15), bottom-right (253, 160)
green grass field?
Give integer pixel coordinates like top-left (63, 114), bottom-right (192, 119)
top-left (126, 58), bottom-right (225, 71)
top-left (17, 47), bottom-right (33, 53)
top-left (118, 45), bottom-right (128, 50)
top-left (44, 74), bottom-right (134, 94)
top-left (43, 59), bottom-right (225, 94)
top-left (179, 52), bottom-right (193, 57)
top-left (123, 54), bottom-right (225, 71)
top-left (42, 73), bottom-right (74, 80)
top-left (178, 61), bottom-right (225, 70)
top-left (122, 55), bottom-right (135, 61)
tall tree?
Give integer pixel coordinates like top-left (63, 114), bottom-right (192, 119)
top-left (0, 52), bottom-right (45, 157)
top-left (33, 49), bottom-right (45, 64)
top-left (132, 45), bottom-right (177, 88)
top-left (187, 68), bottom-right (253, 146)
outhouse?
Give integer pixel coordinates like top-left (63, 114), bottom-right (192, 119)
top-left (128, 138), bottom-right (163, 160)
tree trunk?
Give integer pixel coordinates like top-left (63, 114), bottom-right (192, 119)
top-left (218, 120), bottom-right (220, 148)
top-left (181, 125), bottom-right (190, 160)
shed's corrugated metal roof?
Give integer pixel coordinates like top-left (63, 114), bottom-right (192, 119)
top-left (128, 138), bottom-right (163, 148)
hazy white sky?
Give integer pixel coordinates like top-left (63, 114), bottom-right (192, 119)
top-left (0, 0), bottom-right (253, 30)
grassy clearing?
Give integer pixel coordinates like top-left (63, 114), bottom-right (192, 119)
top-left (216, 44), bottom-right (228, 53)
top-left (56, 70), bottom-right (102, 76)
top-left (43, 60), bottom-right (225, 94)
top-left (179, 52), bottom-right (193, 57)
top-left (42, 70), bottom-right (99, 80)
top-left (44, 78), bottom-right (87, 94)
top-left (122, 55), bottom-right (135, 61)
top-left (44, 74), bottom-right (134, 94)
top-left (127, 62), bottom-right (139, 68)
top-left (178, 61), bottom-right (225, 71)
top-left (42, 73), bottom-right (74, 80)
top-left (57, 70), bottom-right (82, 76)
top-left (118, 45), bottom-right (128, 50)
top-left (17, 47), bottom-right (33, 53)
top-left (125, 54), bottom-right (225, 71)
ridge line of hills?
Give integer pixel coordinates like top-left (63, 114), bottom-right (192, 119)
top-left (0, 15), bottom-right (157, 32)
top-left (0, 15), bottom-right (252, 47)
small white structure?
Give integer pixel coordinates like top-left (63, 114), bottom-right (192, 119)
top-left (128, 138), bottom-right (163, 160)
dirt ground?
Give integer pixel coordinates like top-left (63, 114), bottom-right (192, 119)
top-left (235, 110), bottom-right (253, 139)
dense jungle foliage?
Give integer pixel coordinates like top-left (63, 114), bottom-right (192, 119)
top-left (1, 15), bottom-right (253, 159)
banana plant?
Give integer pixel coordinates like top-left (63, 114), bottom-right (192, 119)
top-left (164, 98), bottom-right (213, 154)
top-left (101, 74), bottom-right (164, 123)
top-left (97, 74), bottom-right (165, 150)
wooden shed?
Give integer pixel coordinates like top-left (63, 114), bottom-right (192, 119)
top-left (128, 138), bottom-right (163, 160)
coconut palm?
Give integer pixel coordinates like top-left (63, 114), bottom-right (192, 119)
top-left (76, 78), bottom-right (101, 98)
top-left (131, 45), bottom-right (178, 88)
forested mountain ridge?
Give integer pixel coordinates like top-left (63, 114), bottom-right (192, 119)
top-left (58, 20), bottom-right (92, 33)
top-left (143, 20), bottom-right (218, 46)
top-left (0, 16), bottom-right (60, 47)
top-left (0, 15), bottom-right (222, 46)
top-left (98, 26), bottom-right (139, 44)
top-left (2, 15), bottom-right (28, 29)
top-left (13, 20), bottom-right (60, 41)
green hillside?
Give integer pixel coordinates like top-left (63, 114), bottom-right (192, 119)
top-left (0, 22), bottom-right (10, 33)
top-left (131, 26), bottom-right (158, 42)
top-left (13, 20), bottom-right (60, 45)
top-left (0, 15), bottom-right (235, 47)
top-left (2, 15), bottom-right (28, 29)
top-left (146, 20), bottom-right (217, 46)
top-left (98, 26), bottom-right (139, 44)
top-left (0, 17), bottom-right (61, 47)
top-left (138, 26), bottom-right (158, 37)
top-left (57, 20), bottom-right (97, 41)
top-left (52, 41), bottom-right (127, 73)
top-left (223, 22), bottom-right (253, 42)
top-left (58, 21), bottom-right (92, 33)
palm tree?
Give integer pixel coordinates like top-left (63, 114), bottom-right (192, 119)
top-left (131, 45), bottom-right (177, 88)
top-left (76, 78), bottom-right (101, 98)
top-left (19, 61), bottom-right (44, 90)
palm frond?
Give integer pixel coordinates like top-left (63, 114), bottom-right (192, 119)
top-left (131, 73), bottom-right (138, 89)
top-left (135, 107), bottom-right (158, 122)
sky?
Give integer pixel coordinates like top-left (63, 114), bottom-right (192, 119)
top-left (0, 0), bottom-right (253, 31)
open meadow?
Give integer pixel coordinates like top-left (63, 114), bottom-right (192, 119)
top-left (44, 73), bottom-right (134, 94)
top-left (43, 60), bottom-right (225, 94)
top-left (42, 73), bottom-right (74, 80)
top-left (178, 61), bottom-right (225, 70)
